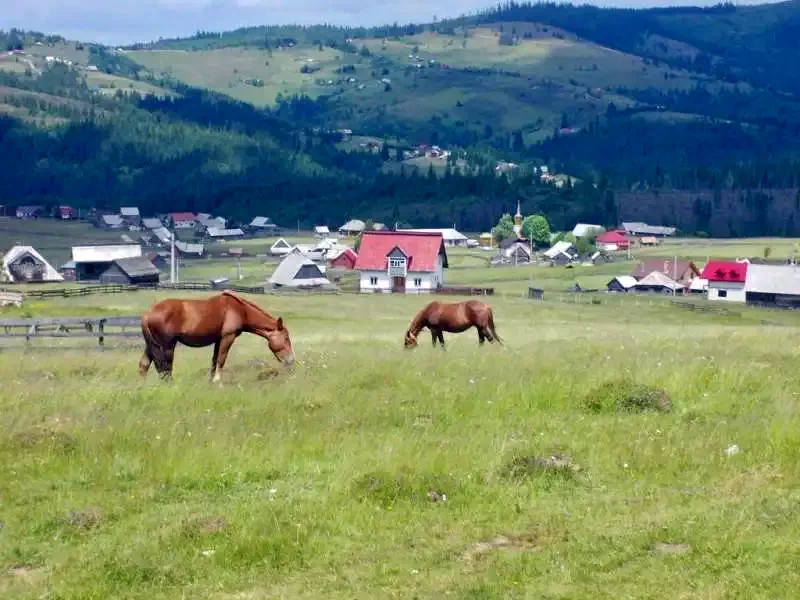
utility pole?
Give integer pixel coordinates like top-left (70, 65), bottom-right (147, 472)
top-left (673, 254), bottom-right (677, 297)
top-left (170, 218), bottom-right (176, 285)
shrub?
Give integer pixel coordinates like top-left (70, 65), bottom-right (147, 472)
top-left (583, 379), bottom-right (672, 413)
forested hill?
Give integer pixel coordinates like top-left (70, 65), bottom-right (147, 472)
top-left (5, 2), bottom-right (800, 236)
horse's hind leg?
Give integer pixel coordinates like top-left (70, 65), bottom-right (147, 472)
top-left (209, 341), bottom-right (220, 382)
top-left (431, 330), bottom-right (438, 348)
top-left (436, 330), bottom-right (446, 351)
top-left (158, 342), bottom-right (176, 381)
top-left (139, 345), bottom-right (153, 377)
top-left (478, 329), bottom-right (486, 345)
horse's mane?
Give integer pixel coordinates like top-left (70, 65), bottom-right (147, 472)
top-left (221, 290), bottom-right (279, 326)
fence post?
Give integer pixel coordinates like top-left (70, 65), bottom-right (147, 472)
top-left (98, 319), bottom-right (105, 348)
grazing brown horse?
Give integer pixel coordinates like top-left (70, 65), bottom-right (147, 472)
top-left (139, 290), bottom-right (295, 382)
top-left (404, 300), bottom-right (502, 350)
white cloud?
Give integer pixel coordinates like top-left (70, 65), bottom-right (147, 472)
top-left (0, 0), bottom-right (785, 45)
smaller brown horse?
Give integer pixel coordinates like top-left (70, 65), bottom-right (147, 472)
top-left (404, 300), bottom-right (502, 350)
top-left (140, 290), bottom-right (295, 382)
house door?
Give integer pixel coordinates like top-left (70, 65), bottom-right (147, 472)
top-left (392, 276), bottom-right (406, 293)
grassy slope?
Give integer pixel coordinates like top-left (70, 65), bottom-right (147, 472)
top-left (1, 289), bottom-right (800, 598)
top-left (127, 25), bottom-right (716, 141)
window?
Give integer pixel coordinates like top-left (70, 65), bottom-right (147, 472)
top-left (414, 278), bottom-right (422, 287)
top-left (389, 257), bottom-right (406, 269)
top-left (718, 289), bottom-right (728, 298)
top-left (369, 276), bottom-right (378, 285)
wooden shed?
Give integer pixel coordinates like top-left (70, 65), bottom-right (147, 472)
top-left (100, 257), bottom-right (160, 285)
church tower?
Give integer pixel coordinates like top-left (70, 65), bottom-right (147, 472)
top-left (513, 200), bottom-right (523, 237)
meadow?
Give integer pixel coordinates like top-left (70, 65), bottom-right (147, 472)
top-left (2, 282), bottom-right (800, 598)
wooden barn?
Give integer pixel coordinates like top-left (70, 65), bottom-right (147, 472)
top-left (329, 248), bottom-right (358, 270)
top-left (100, 257), bottom-right (160, 285)
top-left (72, 244), bottom-right (143, 281)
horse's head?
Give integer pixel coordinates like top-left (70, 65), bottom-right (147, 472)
top-left (266, 317), bottom-right (295, 366)
top-left (404, 329), bottom-right (418, 349)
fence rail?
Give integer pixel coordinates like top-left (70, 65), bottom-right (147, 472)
top-left (0, 316), bottom-right (141, 346)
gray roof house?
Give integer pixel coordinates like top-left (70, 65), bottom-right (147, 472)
top-left (622, 222), bottom-right (677, 237)
top-left (268, 249), bottom-right (331, 289)
top-left (142, 217), bottom-right (163, 230)
top-left (99, 257), bottom-right (160, 285)
top-left (101, 214), bottom-right (125, 229)
top-left (249, 216), bottom-right (276, 231)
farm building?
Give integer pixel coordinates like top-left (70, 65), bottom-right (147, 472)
top-left (596, 230), bottom-right (630, 251)
top-left (622, 222), bottom-right (677, 237)
top-left (398, 228), bottom-right (469, 247)
top-left (355, 231), bottom-right (447, 294)
top-left (270, 238), bottom-right (293, 256)
top-left (498, 238), bottom-right (532, 264)
top-left (607, 276), bottom-right (637, 292)
top-left (329, 248), bottom-right (358, 270)
top-left (99, 257), bottom-right (160, 285)
top-left (207, 228), bottom-right (245, 241)
top-left (169, 212), bottom-right (197, 229)
top-left (152, 227), bottom-right (173, 245)
top-left (2, 246), bottom-right (63, 283)
top-left (702, 260), bottom-right (748, 302)
top-left (59, 206), bottom-right (75, 220)
top-left (634, 271), bottom-right (684, 294)
top-left (544, 241), bottom-right (576, 260)
top-left (101, 214), bottom-right (125, 229)
top-left (571, 223), bottom-right (604, 238)
top-left (120, 207), bottom-right (141, 225)
top-left (142, 217), bottom-right (163, 230)
top-left (16, 205), bottom-right (44, 219)
top-left (639, 236), bottom-right (660, 247)
top-left (632, 259), bottom-right (698, 285)
top-left (745, 264), bottom-right (800, 307)
top-left (197, 216), bottom-right (226, 234)
top-left (146, 252), bottom-right (169, 270)
top-left (175, 241), bottom-right (205, 258)
top-left (314, 225), bottom-right (330, 238)
top-left (71, 244), bottom-right (142, 281)
top-left (479, 233), bottom-right (493, 248)
top-left (267, 249), bottom-right (331, 289)
top-left (59, 260), bottom-right (76, 281)
top-left (248, 217), bottom-right (276, 235)
top-left (690, 278), bottom-right (709, 294)
top-left (339, 219), bottom-right (366, 236)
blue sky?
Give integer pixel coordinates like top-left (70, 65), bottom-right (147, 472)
top-left (0, 1), bottom-right (783, 45)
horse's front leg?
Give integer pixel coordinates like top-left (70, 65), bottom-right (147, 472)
top-left (209, 341), bottom-right (220, 382)
top-left (437, 330), bottom-right (446, 351)
top-left (431, 329), bottom-right (439, 348)
top-left (212, 334), bottom-right (236, 384)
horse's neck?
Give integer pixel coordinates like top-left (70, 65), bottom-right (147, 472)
top-left (228, 296), bottom-right (277, 331)
top-left (409, 310), bottom-right (428, 335)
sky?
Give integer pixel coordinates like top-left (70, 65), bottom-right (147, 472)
top-left (0, 0), bottom-right (784, 46)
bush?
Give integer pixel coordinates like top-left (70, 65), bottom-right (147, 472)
top-left (583, 379), bottom-right (672, 413)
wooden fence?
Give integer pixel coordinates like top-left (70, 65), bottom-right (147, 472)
top-left (670, 300), bottom-right (741, 317)
top-left (0, 316), bottom-right (141, 346)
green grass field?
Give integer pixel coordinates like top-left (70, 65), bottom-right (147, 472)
top-left (2, 288), bottom-right (800, 598)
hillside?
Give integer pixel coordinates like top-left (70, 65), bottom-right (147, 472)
top-left (4, 3), bottom-right (800, 235)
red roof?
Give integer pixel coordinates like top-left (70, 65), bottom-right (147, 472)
top-left (330, 248), bottom-right (357, 269)
top-left (596, 231), bottom-right (629, 244)
top-left (169, 212), bottom-right (196, 221)
top-left (354, 232), bottom-right (447, 273)
top-left (701, 260), bottom-right (748, 283)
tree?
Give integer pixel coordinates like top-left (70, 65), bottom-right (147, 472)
top-left (360, 45), bottom-right (371, 57)
top-left (492, 213), bottom-right (515, 243)
top-left (575, 235), bottom-right (594, 255)
top-left (763, 246), bottom-right (772, 259)
top-left (521, 214), bottom-right (551, 246)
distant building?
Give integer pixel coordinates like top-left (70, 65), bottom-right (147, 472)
top-left (571, 223), bottom-right (604, 238)
top-left (622, 222), bottom-right (676, 237)
top-left (479, 233), bottom-right (494, 248)
top-left (702, 260), bottom-right (748, 302)
top-left (248, 216), bottom-right (276, 235)
top-left (16, 205), bottom-right (44, 219)
top-left (339, 219), bottom-right (366, 236)
top-left (58, 206), bottom-right (75, 220)
top-left (101, 214), bottom-right (125, 229)
top-left (59, 260), bottom-right (76, 281)
top-left (270, 238), bottom-right (293, 256)
top-left (267, 249), bottom-right (331, 289)
top-left (100, 257), bottom-right (160, 285)
top-left (745, 264), bottom-right (800, 308)
top-left (498, 238), bottom-right (532, 264)
top-left (142, 217), bottom-right (163, 230)
top-left (355, 231), bottom-right (447, 294)
top-left (71, 244), bottom-right (142, 281)
top-left (607, 276), bottom-right (637, 293)
top-left (397, 228), bottom-right (469, 247)
top-left (544, 241), bottom-right (577, 263)
top-left (632, 259), bottom-right (697, 286)
top-left (314, 225), bottom-right (331, 238)
top-left (206, 228), bottom-right (245, 240)
top-left (2, 246), bottom-right (63, 283)
top-left (634, 271), bottom-right (685, 294)
top-left (328, 247), bottom-right (358, 270)
top-left (119, 207), bottom-right (141, 226)
top-left (169, 212), bottom-right (196, 229)
top-left (596, 230), bottom-right (630, 251)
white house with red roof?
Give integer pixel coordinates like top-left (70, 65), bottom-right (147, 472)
top-left (596, 230), bottom-right (630, 251)
top-left (701, 260), bottom-right (748, 302)
top-left (168, 212), bottom-right (197, 229)
top-left (354, 231), bottom-right (448, 294)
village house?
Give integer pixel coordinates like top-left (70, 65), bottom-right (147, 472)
top-left (99, 257), bottom-right (160, 285)
top-left (634, 271), bottom-right (685, 294)
top-left (631, 259), bottom-right (698, 286)
top-left (58, 206), bottom-right (75, 220)
top-left (169, 212), bottom-right (197, 229)
top-left (701, 260), bottom-right (748, 302)
top-left (59, 260), bottom-right (76, 281)
top-left (16, 205), bottom-right (45, 219)
top-left (267, 249), bottom-right (331, 289)
top-left (2, 246), bottom-right (63, 283)
top-left (119, 207), bottom-right (141, 227)
top-left (479, 233), bottom-right (494, 248)
top-left (248, 216), bottom-right (276, 235)
top-left (355, 231), bottom-right (447, 294)
top-left (100, 214), bottom-right (125, 229)
top-left (175, 241), bottom-right (205, 258)
top-left (639, 236), bottom-right (660, 247)
top-left (596, 230), bottom-right (630, 251)
top-left (498, 238), bottom-right (532, 264)
top-left (71, 244), bottom-right (142, 281)
top-left (328, 247), bottom-right (358, 270)
top-left (206, 227), bottom-right (245, 241)
top-left (622, 222), bottom-right (677, 237)
top-left (398, 228), bottom-right (469, 247)
top-left (314, 225), bottom-right (331, 238)
top-left (270, 238), bottom-right (293, 257)
top-left (544, 241), bottom-right (577, 265)
top-left (607, 276), bottom-right (637, 293)
top-left (142, 217), bottom-right (163, 230)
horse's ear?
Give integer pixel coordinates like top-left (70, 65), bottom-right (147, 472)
top-left (277, 317), bottom-right (284, 330)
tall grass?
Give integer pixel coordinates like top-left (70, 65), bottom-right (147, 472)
top-left (1, 292), bottom-right (800, 598)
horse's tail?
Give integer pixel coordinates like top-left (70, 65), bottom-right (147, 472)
top-left (488, 310), bottom-right (503, 345)
top-left (141, 312), bottom-right (167, 372)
